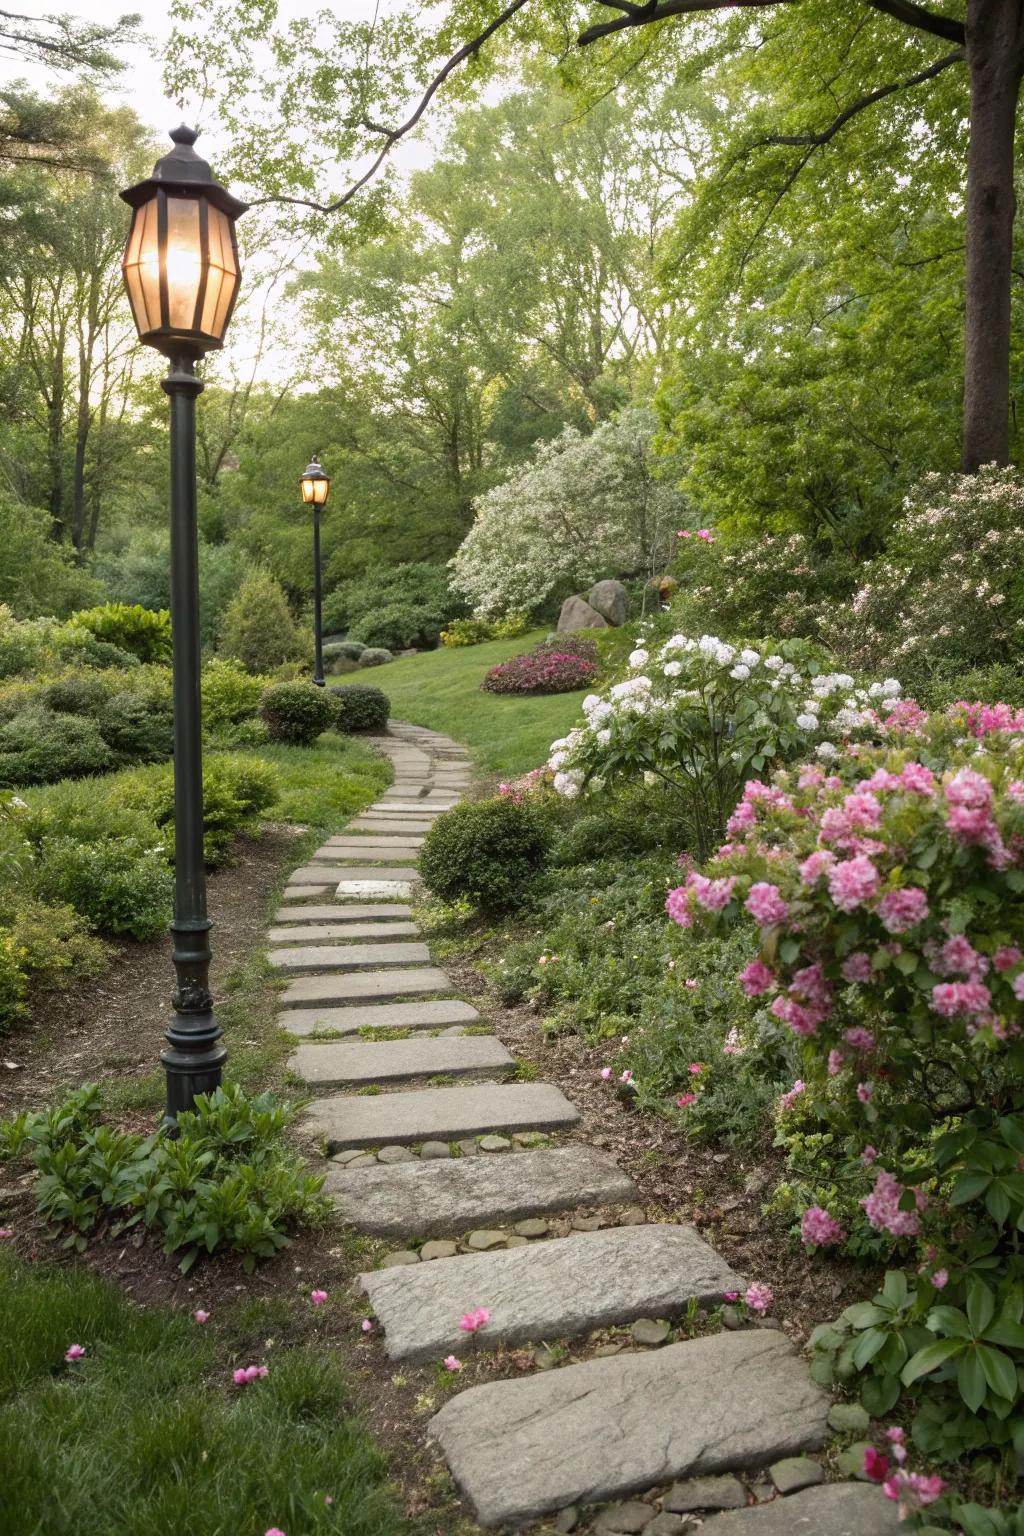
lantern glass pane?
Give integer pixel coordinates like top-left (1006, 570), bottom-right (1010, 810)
top-left (122, 197), bottom-right (161, 335)
top-left (314, 478), bottom-right (329, 505)
top-left (300, 477), bottom-right (316, 504)
top-left (165, 197), bottom-right (203, 332)
top-left (202, 205), bottom-right (239, 342)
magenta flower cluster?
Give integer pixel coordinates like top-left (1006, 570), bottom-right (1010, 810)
top-left (483, 647), bottom-right (599, 695)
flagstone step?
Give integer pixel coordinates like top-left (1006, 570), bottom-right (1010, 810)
top-left (702, 1483), bottom-right (901, 1535)
top-left (325, 1144), bottom-right (635, 1237)
top-left (273, 904), bottom-right (413, 924)
top-left (268, 942), bottom-right (431, 972)
top-left (370, 801), bottom-right (457, 813)
top-left (428, 1330), bottom-right (830, 1528)
top-left (280, 967), bottom-right (455, 1009)
top-left (350, 819), bottom-right (437, 834)
top-left (324, 835), bottom-right (425, 849)
top-left (360, 1223), bottom-right (744, 1363)
top-left (287, 865), bottom-right (421, 884)
top-left (289, 1034), bottom-right (514, 1088)
top-left (278, 997), bottom-right (482, 1038)
top-left (267, 922), bottom-right (420, 945)
top-left (303, 1081), bottom-right (579, 1151)
top-left (332, 880), bottom-right (415, 899)
top-left (282, 883), bottom-right (335, 900)
top-left (309, 847), bottom-right (419, 863)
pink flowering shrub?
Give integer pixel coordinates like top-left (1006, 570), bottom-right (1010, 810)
top-left (483, 642), bottom-right (598, 695)
top-left (668, 710), bottom-right (1024, 1464)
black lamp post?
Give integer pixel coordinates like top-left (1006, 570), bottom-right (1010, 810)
top-left (299, 457), bottom-right (330, 687)
top-left (120, 125), bottom-right (248, 1127)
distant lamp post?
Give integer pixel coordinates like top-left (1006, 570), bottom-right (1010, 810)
top-left (120, 124), bottom-right (248, 1128)
top-left (299, 456), bottom-right (330, 687)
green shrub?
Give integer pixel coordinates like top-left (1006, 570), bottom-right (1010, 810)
top-left (0, 607), bottom-right (137, 683)
top-left (69, 603), bottom-right (172, 664)
top-left (201, 656), bottom-right (267, 742)
top-left (7, 1082), bottom-right (328, 1271)
top-left (420, 798), bottom-right (550, 912)
top-left (0, 707), bottom-right (114, 787)
top-left (33, 838), bottom-right (174, 940)
top-left (124, 754), bottom-right (278, 868)
top-left (41, 674), bottom-right (114, 716)
top-left (321, 561), bottom-right (465, 636)
top-left (327, 639), bottom-right (365, 661)
top-left (0, 497), bottom-right (102, 619)
top-left (97, 693), bottom-right (174, 763)
top-left (329, 684), bottom-right (390, 734)
top-left (259, 681), bottom-right (334, 745)
top-left (348, 603), bottom-right (440, 652)
top-left (357, 647), bottom-right (392, 668)
top-left (0, 933), bottom-right (27, 1033)
top-left (441, 617), bottom-right (495, 647)
top-left (0, 900), bottom-right (107, 1033)
top-left (219, 569), bottom-right (303, 675)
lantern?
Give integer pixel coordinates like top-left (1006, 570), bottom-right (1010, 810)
top-left (300, 457), bottom-right (331, 507)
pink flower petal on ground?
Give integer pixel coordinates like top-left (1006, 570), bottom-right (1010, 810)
top-left (64, 1344), bottom-right (86, 1362)
top-left (619, 1069), bottom-right (633, 1084)
top-left (310, 1290), bottom-right (328, 1305)
top-left (265, 1528), bottom-right (288, 1535)
top-left (0, 1227), bottom-right (13, 1239)
top-left (600, 1067), bottom-right (612, 1081)
top-left (724, 1291), bottom-right (739, 1302)
top-left (192, 1309), bottom-right (210, 1324)
top-left (458, 1307), bottom-right (491, 1333)
top-left (745, 1283), bottom-right (773, 1314)
top-left (443, 1355), bottom-right (463, 1371)
top-left (676, 1093), bottom-right (698, 1108)
top-left (232, 1369), bottom-right (248, 1385)
top-left (361, 1318), bottom-right (374, 1333)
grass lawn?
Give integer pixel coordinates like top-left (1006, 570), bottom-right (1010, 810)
top-left (378, 631), bottom-right (591, 776)
top-left (242, 733), bottom-right (392, 830)
top-left (0, 1250), bottom-right (415, 1536)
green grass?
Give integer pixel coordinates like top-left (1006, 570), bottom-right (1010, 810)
top-left (0, 1250), bottom-right (415, 1536)
top-left (240, 733), bottom-right (391, 830)
top-left (379, 631), bottom-right (590, 776)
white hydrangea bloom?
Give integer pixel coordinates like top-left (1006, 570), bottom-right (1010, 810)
top-left (628, 648), bottom-right (649, 667)
top-left (739, 648), bottom-right (761, 667)
top-left (816, 741), bottom-right (839, 760)
top-left (796, 713), bottom-right (818, 731)
top-left (764, 655), bottom-right (784, 671)
top-left (729, 664), bottom-right (751, 680)
top-left (663, 660), bottom-right (682, 678)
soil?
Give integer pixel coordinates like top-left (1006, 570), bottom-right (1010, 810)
top-left (0, 825), bottom-right (303, 1120)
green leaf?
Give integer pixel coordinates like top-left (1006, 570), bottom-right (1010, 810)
top-left (952, 1170), bottom-right (992, 1205)
top-left (966, 1281), bottom-right (995, 1335)
top-left (927, 1306), bottom-right (972, 1340)
top-left (902, 1337), bottom-right (963, 1385)
top-left (985, 1181), bottom-right (1012, 1225)
top-left (976, 1343), bottom-right (1017, 1402)
top-left (956, 1348), bottom-right (987, 1412)
top-left (852, 1328), bottom-right (888, 1369)
top-left (861, 1371), bottom-right (901, 1416)
top-left (882, 1270), bottom-right (909, 1310)
top-left (893, 950), bottom-right (918, 975)
top-left (843, 1301), bottom-right (886, 1329)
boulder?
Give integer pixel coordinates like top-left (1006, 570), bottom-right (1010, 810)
top-left (558, 594), bottom-right (609, 632)
top-left (589, 579), bottom-right (629, 626)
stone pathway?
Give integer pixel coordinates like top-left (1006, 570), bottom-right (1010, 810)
top-left (278, 722), bottom-right (899, 1534)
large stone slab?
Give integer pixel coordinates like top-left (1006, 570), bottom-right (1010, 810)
top-left (279, 997), bottom-right (481, 1037)
top-left (369, 802), bottom-right (455, 813)
top-left (289, 1034), bottom-right (513, 1088)
top-left (325, 1144), bottom-right (635, 1236)
top-left (335, 880), bottom-right (414, 899)
top-left (701, 1484), bottom-right (902, 1535)
top-left (310, 847), bottom-right (418, 863)
top-left (287, 865), bottom-right (420, 884)
top-left (324, 836), bottom-right (425, 849)
top-left (304, 1081), bottom-right (579, 1151)
top-left (280, 968), bottom-right (454, 1008)
top-left (429, 1330), bottom-right (829, 1528)
top-left (273, 904), bottom-right (412, 923)
top-left (268, 941), bottom-right (431, 972)
top-left (282, 883), bottom-right (333, 899)
top-left (361, 1224), bottom-right (744, 1363)
top-left (267, 922), bottom-right (420, 944)
top-left (350, 818), bottom-right (437, 834)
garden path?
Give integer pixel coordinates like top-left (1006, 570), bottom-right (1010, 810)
top-left (276, 723), bottom-right (899, 1535)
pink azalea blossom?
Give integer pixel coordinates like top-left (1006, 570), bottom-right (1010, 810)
top-left (828, 855), bottom-right (880, 913)
top-left (724, 1290), bottom-right (740, 1302)
top-left (878, 887), bottom-right (929, 934)
top-left (899, 761), bottom-right (935, 794)
top-left (779, 1080), bottom-right (806, 1112)
top-left (1014, 974), bottom-right (1024, 1001)
top-left (310, 1290), bottom-right (328, 1306)
top-left (459, 1307), bottom-right (491, 1333)
top-left (845, 1027), bottom-right (875, 1051)
top-left (688, 1062), bottom-right (703, 1074)
top-left (931, 1268), bottom-right (948, 1289)
top-left (745, 1283), bottom-right (773, 1315)
top-left (745, 882), bottom-right (788, 926)
top-left (862, 1169), bottom-right (925, 1237)
top-left (857, 1082), bottom-right (873, 1104)
top-left (885, 1427), bottom-right (906, 1445)
top-left (993, 945), bottom-right (1022, 972)
top-left (665, 886), bottom-right (693, 928)
top-left (64, 1344), bottom-right (86, 1362)
top-left (801, 1206), bottom-right (845, 1246)
top-left (676, 1093), bottom-right (697, 1108)
top-left (930, 980), bottom-right (992, 1019)
top-left (861, 1144), bottom-right (879, 1165)
top-left (799, 849), bottom-right (836, 885)
top-left (863, 1446), bottom-right (890, 1483)
top-left (739, 959), bottom-right (775, 996)
top-left (882, 1470), bottom-right (946, 1518)
top-left (841, 951), bottom-right (874, 984)
top-left (443, 1355), bottom-right (463, 1371)
top-left (193, 1309), bottom-right (210, 1324)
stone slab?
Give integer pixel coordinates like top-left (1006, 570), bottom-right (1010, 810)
top-left (279, 998), bottom-right (481, 1037)
top-left (428, 1330), bottom-right (830, 1528)
top-left (282, 884), bottom-right (333, 899)
top-left (324, 836), bottom-right (425, 849)
top-left (303, 1081), bottom-right (579, 1151)
top-left (310, 847), bottom-right (418, 863)
top-left (273, 904), bottom-right (412, 923)
top-left (700, 1483), bottom-right (902, 1535)
top-left (360, 1224), bottom-right (744, 1362)
top-left (279, 968), bottom-right (454, 1008)
top-left (350, 819), bottom-right (437, 834)
top-left (267, 922), bottom-right (420, 944)
top-left (288, 865), bottom-right (420, 884)
top-left (335, 880), bottom-right (414, 898)
top-left (268, 942), bottom-right (430, 972)
top-left (289, 1035), bottom-right (513, 1087)
top-left (369, 802), bottom-right (455, 813)
top-left (325, 1144), bottom-right (635, 1237)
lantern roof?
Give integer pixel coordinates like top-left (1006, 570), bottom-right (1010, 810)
top-left (120, 125), bottom-right (249, 221)
top-left (301, 457), bottom-right (328, 480)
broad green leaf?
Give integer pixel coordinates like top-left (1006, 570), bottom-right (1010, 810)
top-left (966, 1281), bottom-right (995, 1336)
top-left (956, 1348), bottom-right (987, 1412)
top-left (902, 1337), bottom-right (963, 1385)
top-left (976, 1344), bottom-right (1017, 1403)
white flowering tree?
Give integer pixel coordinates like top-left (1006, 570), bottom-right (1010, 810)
top-left (449, 407), bottom-right (685, 617)
top-left (548, 631), bottom-right (902, 859)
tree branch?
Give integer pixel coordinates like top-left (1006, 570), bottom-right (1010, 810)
top-left (748, 47), bottom-right (964, 151)
top-left (579, 0), bottom-right (794, 47)
top-left (862, 0), bottom-right (965, 45)
top-left (247, 0), bottom-right (532, 213)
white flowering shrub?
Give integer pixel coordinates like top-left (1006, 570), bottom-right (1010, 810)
top-left (670, 531), bottom-right (854, 644)
top-left (548, 632), bottom-right (902, 858)
top-left (449, 408), bottom-right (685, 616)
top-left (826, 465), bottom-right (1024, 694)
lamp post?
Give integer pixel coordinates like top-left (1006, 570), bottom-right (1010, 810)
top-left (120, 124), bottom-right (248, 1127)
top-left (299, 457), bottom-right (330, 687)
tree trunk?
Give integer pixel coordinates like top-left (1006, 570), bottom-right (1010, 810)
top-left (962, 0), bottom-right (1024, 471)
